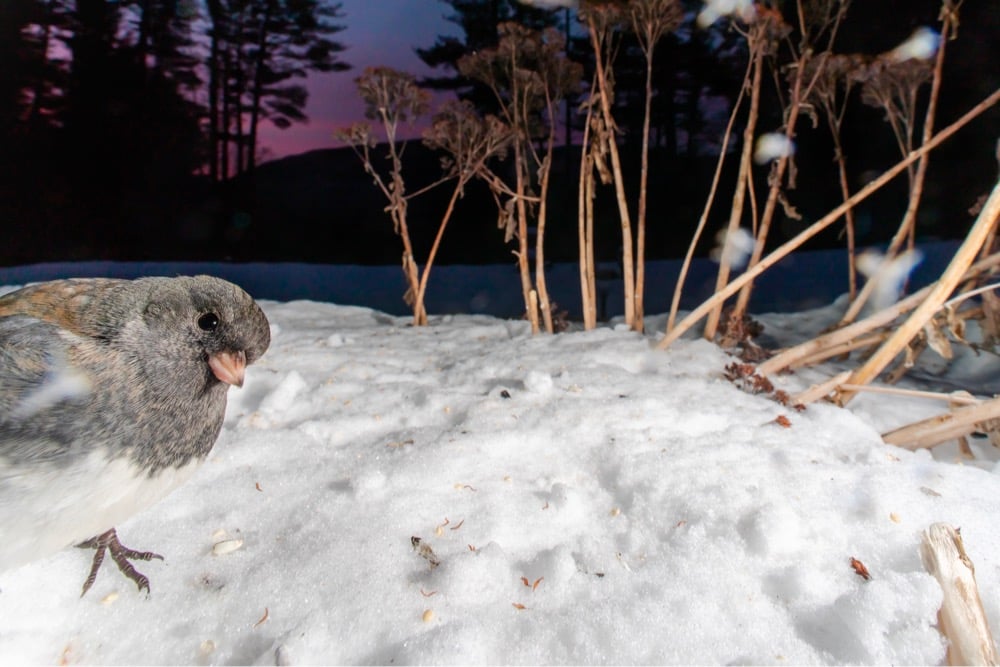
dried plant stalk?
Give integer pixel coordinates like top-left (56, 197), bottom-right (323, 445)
top-left (761, 288), bottom-right (933, 376)
top-left (628, 0), bottom-right (683, 332)
top-left (793, 370), bottom-right (852, 405)
top-left (337, 67), bottom-right (434, 325)
top-left (732, 2), bottom-right (829, 323)
top-left (581, 2), bottom-right (637, 330)
top-left (418, 102), bottom-right (514, 319)
top-left (704, 22), bottom-right (767, 341)
top-left (790, 332), bottom-right (890, 370)
top-left (920, 523), bottom-right (1000, 667)
top-left (460, 24), bottom-right (580, 334)
top-left (840, 3), bottom-right (959, 325)
top-left (667, 52), bottom-right (752, 333)
top-left (836, 178), bottom-right (1000, 406)
top-left (841, 384), bottom-right (981, 405)
top-left (882, 396), bottom-right (1000, 450)
top-left (578, 80), bottom-right (599, 330)
top-left (805, 53), bottom-right (864, 299)
top-left (758, 252), bottom-right (1000, 379)
top-left (655, 86), bottom-right (1000, 351)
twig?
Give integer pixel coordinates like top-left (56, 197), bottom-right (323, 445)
top-left (704, 27), bottom-right (766, 340)
top-left (790, 332), bottom-right (890, 369)
top-left (655, 86), bottom-right (1000, 351)
top-left (883, 395), bottom-right (1000, 449)
top-left (758, 252), bottom-right (1000, 378)
top-left (666, 52), bottom-right (751, 333)
top-left (838, 384), bottom-right (981, 405)
top-left (840, 4), bottom-right (959, 325)
top-left (836, 178), bottom-right (1000, 405)
top-left (793, 370), bottom-right (851, 405)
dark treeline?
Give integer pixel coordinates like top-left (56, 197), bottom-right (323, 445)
top-left (1, 0), bottom-right (997, 266)
top-left (0, 0), bottom-right (347, 264)
top-left (412, 0), bottom-right (998, 261)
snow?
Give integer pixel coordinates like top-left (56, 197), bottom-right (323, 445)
top-left (2, 289), bottom-right (1000, 664)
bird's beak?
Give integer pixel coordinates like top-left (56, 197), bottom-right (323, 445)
top-left (208, 350), bottom-right (247, 388)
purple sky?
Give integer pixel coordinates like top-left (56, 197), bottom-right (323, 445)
top-left (257, 0), bottom-right (459, 161)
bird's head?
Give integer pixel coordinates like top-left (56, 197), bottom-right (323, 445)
top-left (105, 276), bottom-right (271, 393)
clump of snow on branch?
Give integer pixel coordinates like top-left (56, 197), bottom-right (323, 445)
top-left (754, 132), bottom-right (796, 164)
top-left (711, 227), bottom-right (755, 270)
top-left (856, 248), bottom-right (924, 311)
top-left (887, 27), bottom-right (941, 63)
top-left (697, 0), bottom-right (755, 29)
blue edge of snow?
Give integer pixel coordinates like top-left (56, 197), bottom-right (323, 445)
top-left (0, 241), bottom-right (960, 319)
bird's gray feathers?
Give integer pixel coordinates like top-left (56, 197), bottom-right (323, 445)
top-left (0, 276), bottom-right (269, 471)
top-left (0, 275), bottom-right (270, 573)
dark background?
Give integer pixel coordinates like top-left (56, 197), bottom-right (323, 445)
top-left (1, 0), bottom-right (997, 269)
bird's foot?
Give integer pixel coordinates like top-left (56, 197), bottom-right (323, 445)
top-left (76, 528), bottom-right (163, 597)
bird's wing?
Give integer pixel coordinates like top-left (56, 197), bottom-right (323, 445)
top-left (0, 315), bottom-right (87, 464)
top-left (0, 279), bottom-right (123, 337)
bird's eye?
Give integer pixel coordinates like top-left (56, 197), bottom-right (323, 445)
top-left (198, 312), bottom-right (220, 331)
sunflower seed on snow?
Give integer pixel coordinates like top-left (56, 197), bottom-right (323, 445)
top-left (212, 538), bottom-right (244, 556)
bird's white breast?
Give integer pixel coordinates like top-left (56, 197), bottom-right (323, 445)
top-left (0, 449), bottom-right (202, 574)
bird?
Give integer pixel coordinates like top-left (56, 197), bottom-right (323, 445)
top-left (0, 275), bottom-right (270, 595)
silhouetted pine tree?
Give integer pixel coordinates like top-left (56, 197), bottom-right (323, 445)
top-left (204, 0), bottom-right (349, 180)
top-left (416, 0), bottom-right (561, 114)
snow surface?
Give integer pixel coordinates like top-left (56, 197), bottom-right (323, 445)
top-left (2, 293), bottom-right (1000, 665)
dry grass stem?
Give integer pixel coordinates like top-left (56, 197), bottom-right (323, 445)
top-left (836, 178), bottom-right (1000, 406)
top-left (791, 332), bottom-right (890, 369)
top-left (839, 384), bottom-right (982, 405)
top-left (884, 395), bottom-right (1000, 450)
top-left (793, 370), bottom-right (852, 405)
top-left (628, 0), bottom-right (683, 331)
top-left (667, 54), bottom-right (752, 333)
top-left (704, 21), bottom-right (768, 341)
top-left (758, 252), bottom-right (1000, 379)
top-left (655, 85), bottom-right (1000, 351)
top-left (840, 3), bottom-right (959, 325)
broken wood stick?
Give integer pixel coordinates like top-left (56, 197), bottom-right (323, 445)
top-left (920, 523), bottom-right (999, 666)
top-left (882, 395), bottom-right (1000, 450)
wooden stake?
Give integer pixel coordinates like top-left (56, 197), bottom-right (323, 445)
top-left (920, 523), bottom-right (999, 666)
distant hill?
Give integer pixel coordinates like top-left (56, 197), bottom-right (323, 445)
top-left (224, 138), bottom-right (985, 268)
top-left (230, 143), bottom-right (517, 265)
top-left (2, 136), bottom-right (987, 269)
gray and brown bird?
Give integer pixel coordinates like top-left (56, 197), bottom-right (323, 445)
top-left (0, 276), bottom-right (270, 595)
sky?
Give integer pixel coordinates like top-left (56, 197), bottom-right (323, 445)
top-left (257, 0), bottom-right (460, 161)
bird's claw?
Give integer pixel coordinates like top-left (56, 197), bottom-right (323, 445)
top-left (76, 528), bottom-right (163, 597)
